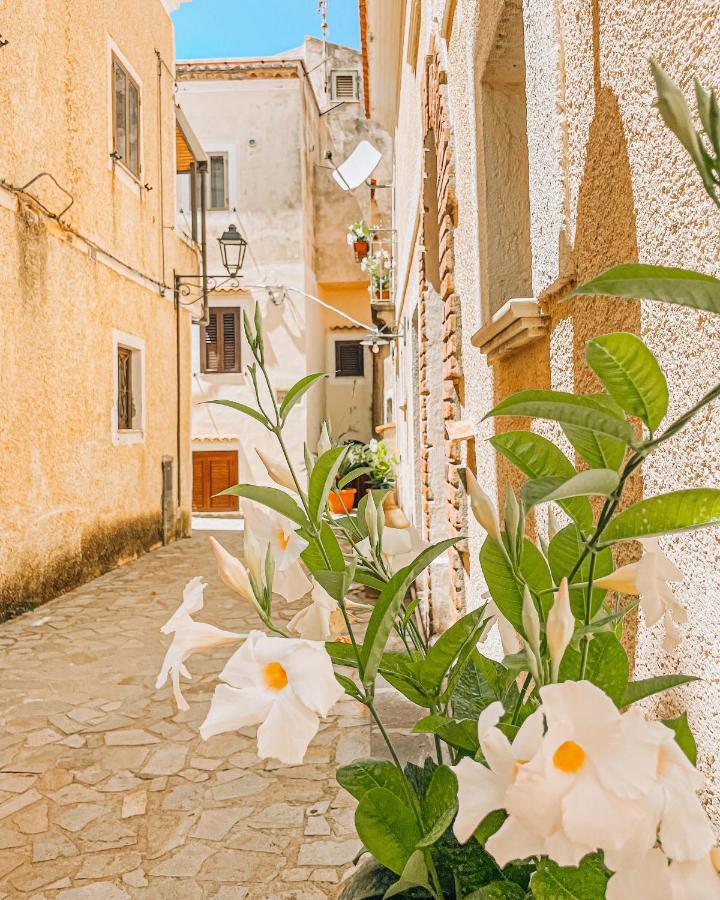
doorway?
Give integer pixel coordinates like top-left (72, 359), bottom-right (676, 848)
top-left (192, 450), bottom-right (239, 512)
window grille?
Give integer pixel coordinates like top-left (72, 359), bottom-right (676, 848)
top-left (209, 153), bottom-right (228, 210)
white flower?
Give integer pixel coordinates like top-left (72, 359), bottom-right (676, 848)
top-left (255, 447), bottom-right (299, 493)
top-left (243, 502), bottom-right (312, 603)
top-left (465, 469), bottom-right (501, 542)
top-left (356, 524), bottom-right (428, 575)
top-left (209, 537), bottom-right (253, 603)
top-left (493, 681), bottom-right (665, 870)
top-left (452, 701), bottom-right (544, 844)
top-left (199, 630), bottom-right (344, 764)
top-left (607, 848), bottom-right (720, 900)
top-left (161, 576), bottom-right (207, 634)
top-left (478, 597), bottom-right (522, 657)
top-left (595, 538), bottom-right (686, 649)
top-left (670, 850), bottom-right (720, 899)
top-left (156, 614), bottom-right (242, 712)
top-left (288, 582), bottom-right (346, 641)
top-left (546, 579), bottom-right (574, 680)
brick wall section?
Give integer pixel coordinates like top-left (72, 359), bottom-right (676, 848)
top-left (420, 43), bottom-right (467, 615)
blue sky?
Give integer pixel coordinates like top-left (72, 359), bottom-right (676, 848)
top-left (172, 0), bottom-right (360, 59)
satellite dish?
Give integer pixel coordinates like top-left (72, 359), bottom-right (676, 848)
top-left (332, 140), bottom-right (382, 191)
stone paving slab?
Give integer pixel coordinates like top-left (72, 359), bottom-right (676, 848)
top-left (0, 532), bottom-right (371, 898)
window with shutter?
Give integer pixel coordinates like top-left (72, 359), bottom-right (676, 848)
top-left (201, 307), bottom-right (241, 373)
top-left (112, 55), bottom-right (141, 177)
top-left (331, 70), bottom-right (359, 101)
top-left (335, 340), bottom-right (364, 377)
top-left (209, 153), bottom-right (228, 210)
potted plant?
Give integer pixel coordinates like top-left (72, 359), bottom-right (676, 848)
top-left (360, 438), bottom-right (408, 527)
top-left (316, 424), bottom-right (367, 514)
top-left (346, 221), bottom-right (372, 262)
top-left (361, 248), bottom-right (393, 299)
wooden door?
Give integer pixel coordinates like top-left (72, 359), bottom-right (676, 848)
top-left (192, 451), bottom-right (239, 512)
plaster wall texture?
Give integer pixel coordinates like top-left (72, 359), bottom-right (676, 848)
top-left (369, 0), bottom-right (720, 815)
top-left (177, 42), bottom-right (391, 487)
top-left (0, 0), bottom-right (196, 616)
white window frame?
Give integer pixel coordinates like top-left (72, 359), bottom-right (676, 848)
top-left (330, 70), bottom-right (360, 103)
top-left (107, 37), bottom-right (144, 196)
top-left (112, 329), bottom-right (146, 445)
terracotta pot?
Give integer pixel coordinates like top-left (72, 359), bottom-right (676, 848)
top-left (381, 488), bottom-right (410, 528)
top-left (328, 488), bottom-right (357, 514)
top-left (353, 239), bottom-right (369, 262)
top-left (374, 287), bottom-right (390, 300)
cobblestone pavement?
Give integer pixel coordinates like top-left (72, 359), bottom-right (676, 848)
top-left (0, 532), bottom-right (373, 899)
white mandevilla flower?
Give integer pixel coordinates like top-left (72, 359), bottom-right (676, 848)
top-left (478, 596), bottom-right (522, 657)
top-left (606, 847), bottom-right (720, 900)
top-left (465, 468), bottom-right (501, 542)
top-left (199, 630), bottom-right (344, 765)
top-left (452, 701), bottom-right (544, 844)
top-left (255, 447), bottom-right (299, 493)
top-left (594, 538), bottom-right (686, 650)
top-left (243, 501), bottom-right (312, 603)
top-left (546, 578), bottom-right (574, 680)
top-left (209, 537), bottom-right (253, 603)
top-left (491, 680), bottom-right (666, 871)
top-left (156, 578), bottom-right (242, 712)
top-left (288, 581), bottom-right (347, 641)
top-left (356, 523), bottom-right (428, 576)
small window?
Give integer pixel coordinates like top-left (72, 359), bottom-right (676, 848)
top-left (112, 55), bottom-right (140, 177)
top-left (201, 308), bottom-right (241, 373)
top-left (330, 70), bottom-right (359, 102)
top-left (117, 347), bottom-right (135, 430)
top-left (208, 153), bottom-right (228, 210)
top-left (335, 340), bottom-right (364, 377)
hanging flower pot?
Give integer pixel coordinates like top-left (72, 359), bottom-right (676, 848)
top-left (353, 239), bottom-right (370, 262)
top-left (328, 488), bottom-right (357, 514)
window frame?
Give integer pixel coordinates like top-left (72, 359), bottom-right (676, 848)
top-left (112, 330), bottom-right (145, 445)
top-left (330, 70), bottom-right (360, 103)
top-left (111, 52), bottom-right (141, 180)
top-left (208, 152), bottom-right (229, 211)
top-left (200, 307), bottom-right (242, 374)
top-left (334, 339), bottom-right (365, 377)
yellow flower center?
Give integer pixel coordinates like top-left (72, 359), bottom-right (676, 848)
top-left (263, 661), bottom-right (288, 691)
top-left (553, 740), bottom-right (586, 774)
top-left (275, 528), bottom-right (290, 551)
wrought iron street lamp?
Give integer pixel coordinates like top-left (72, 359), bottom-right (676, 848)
top-left (218, 224), bottom-right (247, 277)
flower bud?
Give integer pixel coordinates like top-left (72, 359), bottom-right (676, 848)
top-left (547, 578), bottom-right (574, 680)
top-left (465, 469), bottom-right (501, 542)
top-left (210, 537), bottom-right (253, 603)
top-left (594, 563), bottom-right (639, 594)
top-left (521, 585), bottom-right (541, 656)
top-left (365, 491), bottom-right (379, 548)
top-left (317, 422), bottom-right (332, 456)
top-left (256, 448), bottom-right (298, 493)
top-left (547, 505), bottom-right (561, 540)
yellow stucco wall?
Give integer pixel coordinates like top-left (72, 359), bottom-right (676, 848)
top-left (0, 0), bottom-right (197, 616)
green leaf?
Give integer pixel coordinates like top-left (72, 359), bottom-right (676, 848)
top-left (562, 394), bottom-right (628, 470)
top-left (473, 809), bottom-right (507, 845)
top-left (279, 372), bottom-right (328, 421)
top-left (417, 765), bottom-right (458, 848)
top-left (530, 853), bottom-right (609, 899)
top-left (548, 524), bottom-right (613, 619)
top-left (338, 858), bottom-right (398, 900)
top-left (300, 522), bottom-right (346, 575)
top-left (355, 787), bottom-right (421, 875)
top-left (490, 431), bottom-right (592, 528)
top-left (521, 469), bottom-right (619, 508)
top-left (586, 333), bottom-right (669, 431)
top-left (325, 640), bottom-right (361, 668)
top-left (464, 883), bottom-right (527, 900)
top-left (355, 569), bottom-right (388, 591)
top-left (558, 633), bottom-right (629, 706)
top-left (206, 399), bottom-right (270, 428)
top-left (695, 78), bottom-right (720, 160)
top-left (572, 263), bottom-right (720, 316)
top-left (383, 850), bottom-right (429, 897)
top-left (362, 539), bottom-right (458, 688)
top-left (335, 672), bottom-right (363, 701)
top-left (338, 466), bottom-right (373, 490)
top-left (314, 567), bottom-right (355, 604)
top-left (308, 447), bottom-right (348, 526)
top-left (664, 712), bottom-right (697, 765)
top-left (622, 674), bottom-right (699, 707)
top-left (485, 390), bottom-right (636, 444)
top-left (413, 715), bottom-right (479, 754)
top-left (601, 489), bottom-right (720, 542)
top-left (480, 537), bottom-right (553, 633)
top-left (220, 483), bottom-right (307, 527)
top-left (419, 606), bottom-right (488, 693)
top-left (338, 758), bottom-right (411, 803)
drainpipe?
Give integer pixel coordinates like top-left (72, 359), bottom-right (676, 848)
top-left (198, 160), bottom-right (209, 326)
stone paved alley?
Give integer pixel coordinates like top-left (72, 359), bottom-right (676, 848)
top-left (0, 533), bottom-right (373, 899)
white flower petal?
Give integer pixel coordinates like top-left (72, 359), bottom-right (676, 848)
top-left (477, 701), bottom-right (504, 741)
top-left (255, 448), bottom-right (299, 493)
top-left (485, 815), bottom-right (547, 868)
top-left (273, 562), bottom-right (313, 604)
top-left (658, 761), bottom-right (715, 862)
top-left (161, 576), bottom-right (208, 633)
top-left (670, 853), bottom-right (720, 900)
top-left (283, 642), bottom-right (344, 716)
top-left (256, 689), bottom-right (319, 764)
top-left (451, 757), bottom-right (508, 844)
top-left (511, 709), bottom-right (545, 763)
top-left (199, 684), bottom-right (272, 740)
top-left (607, 849), bottom-right (673, 900)
top-left (210, 537), bottom-right (253, 602)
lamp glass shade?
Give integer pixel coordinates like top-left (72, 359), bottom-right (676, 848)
top-left (218, 224), bottom-right (247, 276)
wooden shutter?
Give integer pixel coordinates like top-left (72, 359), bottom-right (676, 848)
top-left (335, 340), bottom-right (364, 377)
top-left (192, 451), bottom-right (239, 512)
top-left (201, 308), bottom-right (241, 373)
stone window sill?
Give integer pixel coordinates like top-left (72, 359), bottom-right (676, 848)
top-left (471, 298), bottom-right (548, 362)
